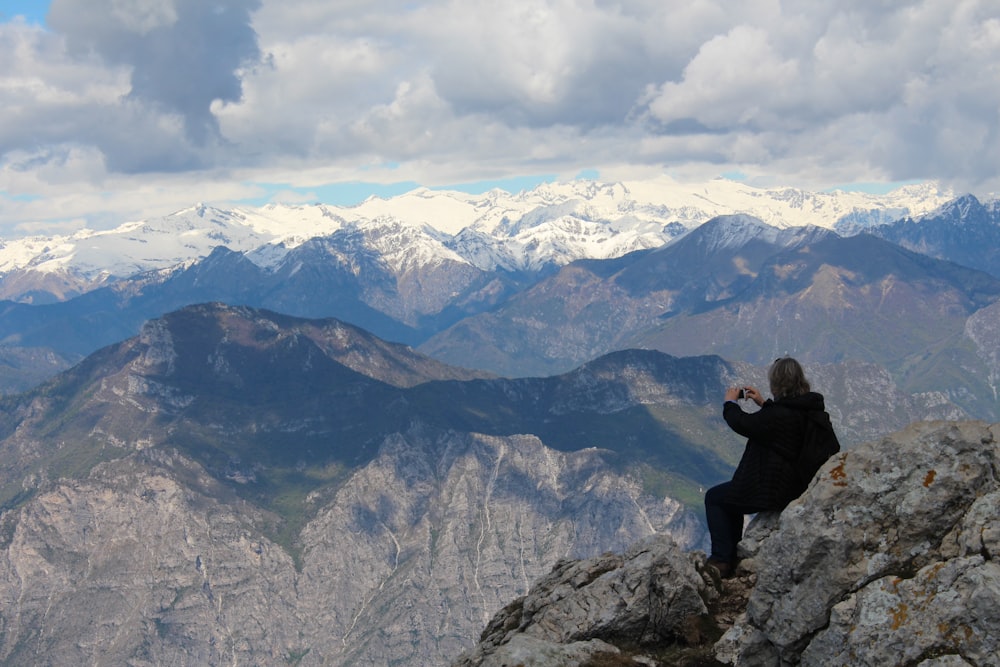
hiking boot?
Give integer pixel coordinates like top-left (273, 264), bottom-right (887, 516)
top-left (706, 557), bottom-right (735, 579)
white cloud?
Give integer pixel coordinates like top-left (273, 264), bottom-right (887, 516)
top-left (635, 0), bottom-right (1000, 190)
top-left (644, 25), bottom-right (801, 130)
top-left (1, 0), bottom-right (998, 236)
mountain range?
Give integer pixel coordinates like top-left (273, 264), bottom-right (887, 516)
top-left (0, 179), bottom-right (992, 393)
top-left (863, 193), bottom-right (1000, 277)
top-left (0, 178), bottom-right (954, 296)
top-left (0, 302), bottom-right (961, 665)
top-left (422, 215), bottom-right (1000, 415)
top-left (2, 186), bottom-right (996, 425)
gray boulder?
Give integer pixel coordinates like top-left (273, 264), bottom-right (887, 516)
top-left (452, 533), bottom-right (719, 666)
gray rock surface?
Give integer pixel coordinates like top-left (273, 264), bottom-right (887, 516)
top-left (717, 420), bottom-right (1000, 666)
top-left (452, 534), bottom-right (718, 667)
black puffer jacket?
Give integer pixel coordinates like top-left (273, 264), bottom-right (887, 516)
top-left (723, 391), bottom-right (828, 509)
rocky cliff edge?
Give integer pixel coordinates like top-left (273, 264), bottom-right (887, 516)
top-left (453, 420), bottom-right (1000, 667)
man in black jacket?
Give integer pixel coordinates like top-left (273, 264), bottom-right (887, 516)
top-left (704, 357), bottom-right (831, 578)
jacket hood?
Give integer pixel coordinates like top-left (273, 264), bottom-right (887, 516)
top-left (776, 391), bottom-right (826, 412)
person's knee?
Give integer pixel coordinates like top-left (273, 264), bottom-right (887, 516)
top-left (705, 482), bottom-right (730, 506)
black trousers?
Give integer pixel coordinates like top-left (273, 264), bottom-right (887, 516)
top-left (704, 481), bottom-right (767, 562)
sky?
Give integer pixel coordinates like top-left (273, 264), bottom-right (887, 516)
top-left (1, 0), bottom-right (998, 238)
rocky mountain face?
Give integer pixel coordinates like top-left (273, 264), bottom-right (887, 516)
top-left (0, 427), bottom-right (704, 666)
top-left (418, 216), bottom-right (837, 377)
top-left (0, 303), bottom-right (963, 666)
top-left (454, 420), bottom-right (1000, 667)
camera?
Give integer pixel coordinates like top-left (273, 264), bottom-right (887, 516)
top-left (737, 388), bottom-right (747, 399)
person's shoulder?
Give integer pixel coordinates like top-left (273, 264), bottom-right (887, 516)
top-left (805, 391), bottom-right (827, 411)
top-left (781, 392), bottom-right (825, 409)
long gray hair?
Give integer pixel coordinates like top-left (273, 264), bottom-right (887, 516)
top-left (769, 357), bottom-right (811, 399)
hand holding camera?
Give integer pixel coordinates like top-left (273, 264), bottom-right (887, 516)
top-left (727, 385), bottom-right (761, 405)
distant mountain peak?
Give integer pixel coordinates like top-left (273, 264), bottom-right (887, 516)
top-left (919, 193), bottom-right (988, 224)
top-left (676, 214), bottom-right (772, 253)
top-left (673, 214), bottom-right (833, 255)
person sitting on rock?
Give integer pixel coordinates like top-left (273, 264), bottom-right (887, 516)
top-left (704, 357), bottom-right (832, 578)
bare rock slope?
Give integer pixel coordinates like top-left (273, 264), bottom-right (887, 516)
top-left (0, 428), bottom-right (704, 666)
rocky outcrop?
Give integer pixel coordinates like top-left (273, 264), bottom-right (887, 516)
top-left (454, 420), bottom-right (1000, 667)
top-left (720, 420), bottom-right (1000, 666)
top-left (451, 534), bottom-right (722, 667)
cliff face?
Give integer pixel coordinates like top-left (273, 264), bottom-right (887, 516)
top-left (454, 420), bottom-right (1000, 667)
top-left (0, 426), bottom-right (703, 666)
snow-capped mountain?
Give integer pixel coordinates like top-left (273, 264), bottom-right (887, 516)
top-left (850, 193), bottom-right (1000, 280)
top-left (680, 212), bottom-right (827, 253)
top-left (0, 177), bottom-right (956, 300)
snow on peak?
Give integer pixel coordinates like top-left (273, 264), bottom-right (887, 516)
top-left (0, 177), bottom-right (960, 283)
top-left (693, 214), bottom-right (776, 251)
top-left (917, 193), bottom-right (989, 223)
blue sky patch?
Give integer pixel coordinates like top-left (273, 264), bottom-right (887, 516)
top-left (0, 1), bottom-right (49, 25)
